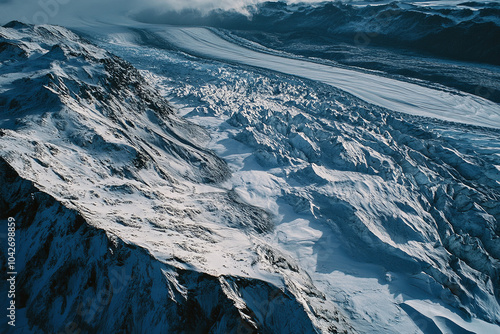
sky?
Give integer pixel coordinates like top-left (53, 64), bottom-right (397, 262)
top-left (0, 0), bottom-right (331, 26)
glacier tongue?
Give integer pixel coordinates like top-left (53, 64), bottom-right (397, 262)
top-left (153, 26), bottom-right (500, 130)
top-left (0, 22), bottom-right (352, 333)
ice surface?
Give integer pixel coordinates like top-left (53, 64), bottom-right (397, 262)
top-left (154, 26), bottom-right (500, 129)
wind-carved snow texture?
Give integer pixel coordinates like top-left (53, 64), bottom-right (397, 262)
top-left (0, 22), bottom-right (353, 333)
top-left (79, 24), bottom-right (500, 333)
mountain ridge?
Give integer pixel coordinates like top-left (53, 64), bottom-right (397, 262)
top-left (0, 21), bottom-right (352, 333)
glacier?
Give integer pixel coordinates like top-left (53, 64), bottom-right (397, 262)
top-left (1, 3), bottom-right (500, 333)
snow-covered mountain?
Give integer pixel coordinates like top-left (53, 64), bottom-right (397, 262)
top-left (0, 22), bottom-right (351, 333)
top-left (1, 7), bottom-right (499, 334)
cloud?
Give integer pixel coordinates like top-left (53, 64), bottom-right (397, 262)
top-left (0, 0), bottom-right (327, 26)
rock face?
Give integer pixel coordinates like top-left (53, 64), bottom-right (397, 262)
top-left (0, 23), bottom-right (351, 333)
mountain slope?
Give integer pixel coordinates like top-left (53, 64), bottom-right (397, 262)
top-left (0, 22), bottom-right (351, 333)
top-left (0, 157), bottom-right (326, 333)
